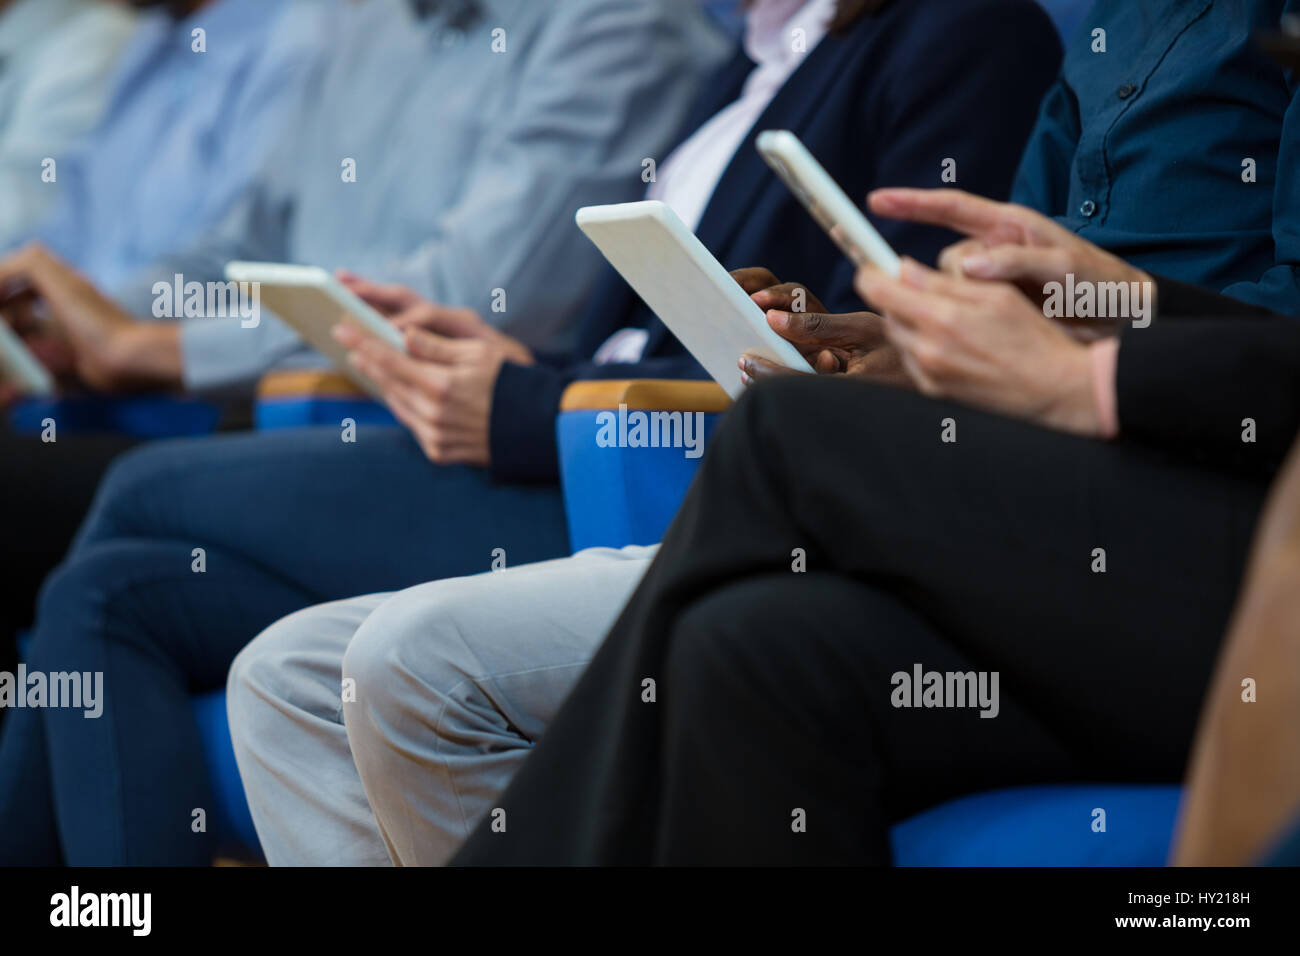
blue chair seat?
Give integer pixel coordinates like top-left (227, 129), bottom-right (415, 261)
top-left (556, 379), bottom-right (730, 551)
top-left (8, 395), bottom-right (221, 439)
top-left (891, 784), bottom-right (1181, 866)
top-left (253, 368), bottom-right (393, 430)
top-left (192, 690), bottom-right (262, 860)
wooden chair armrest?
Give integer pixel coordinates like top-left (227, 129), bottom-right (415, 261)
top-left (560, 379), bottom-right (731, 413)
top-left (256, 369), bottom-right (367, 400)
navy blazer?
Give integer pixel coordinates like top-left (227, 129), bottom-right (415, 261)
top-left (491, 0), bottom-right (1062, 483)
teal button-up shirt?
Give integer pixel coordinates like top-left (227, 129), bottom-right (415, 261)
top-left (1013, 0), bottom-right (1300, 314)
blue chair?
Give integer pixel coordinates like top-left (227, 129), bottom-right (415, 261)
top-left (554, 377), bottom-right (1183, 865)
top-left (891, 784), bottom-right (1182, 866)
top-left (253, 369), bottom-right (394, 430)
top-left (192, 690), bottom-right (262, 859)
top-left (8, 395), bottom-right (221, 439)
top-left (557, 380), bottom-right (730, 551)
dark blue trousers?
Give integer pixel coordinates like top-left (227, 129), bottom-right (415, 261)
top-left (0, 425), bottom-right (568, 864)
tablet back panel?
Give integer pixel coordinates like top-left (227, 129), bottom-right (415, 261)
top-left (576, 201), bottom-right (810, 398)
top-left (225, 262), bottom-right (403, 399)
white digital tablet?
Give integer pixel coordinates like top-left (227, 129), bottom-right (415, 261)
top-left (0, 318), bottom-right (55, 396)
top-left (224, 261), bottom-right (405, 397)
top-left (574, 201), bottom-right (812, 398)
top-left (756, 129), bottom-right (902, 277)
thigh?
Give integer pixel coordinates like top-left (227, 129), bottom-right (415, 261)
top-left (33, 538), bottom-right (318, 689)
top-left (344, 545), bottom-right (657, 740)
top-left (669, 574), bottom-right (1085, 834)
top-left (686, 376), bottom-right (1266, 771)
top-left (73, 425), bottom-right (571, 599)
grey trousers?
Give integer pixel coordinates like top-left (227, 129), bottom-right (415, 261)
top-left (226, 545), bottom-right (656, 865)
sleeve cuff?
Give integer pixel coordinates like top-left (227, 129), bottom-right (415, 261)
top-left (488, 361), bottom-right (572, 484)
top-left (178, 316), bottom-right (258, 393)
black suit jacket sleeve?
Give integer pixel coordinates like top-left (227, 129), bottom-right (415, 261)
top-left (1117, 316), bottom-right (1300, 479)
top-left (1155, 275), bottom-right (1286, 322)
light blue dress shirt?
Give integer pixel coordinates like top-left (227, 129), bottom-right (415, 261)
top-left (27, 0), bottom-right (324, 295)
top-left (0, 0), bottom-right (137, 241)
top-left (118, 0), bottom-right (732, 393)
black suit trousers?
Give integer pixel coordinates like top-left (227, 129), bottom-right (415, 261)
top-left (455, 375), bottom-right (1268, 865)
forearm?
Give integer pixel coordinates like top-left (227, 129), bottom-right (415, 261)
top-left (110, 322), bottom-right (184, 391)
top-left (1115, 318), bottom-right (1300, 476)
top-left (1173, 439), bottom-right (1300, 865)
top-left (1173, 546), bottom-right (1300, 865)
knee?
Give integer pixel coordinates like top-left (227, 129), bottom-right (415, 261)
top-left (27, 547), bottom-right (126, 667)
top-left (663, 588), bottom-right (760, 701)
top-left (662, 577), bottom-right (822, 708)
top-left (731, 374), bottom-right (827, 433)
top-left (713, 375), bottom-right (863, 466)
top-left (226, 608), bottom-right (321, 732)
top-left (79, 438), bottom-right (199, 542)
top-left (731, 375), bottom-right (918, 458)
top-left (340, 582), bottom-right (474, 729)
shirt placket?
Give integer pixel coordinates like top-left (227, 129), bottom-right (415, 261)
top-left (1071, 0), bottom-right (1214, 233)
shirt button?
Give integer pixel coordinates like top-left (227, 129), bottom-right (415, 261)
top-left (1118, 83), bottom-right (1136, 99)
top-left (1080, 200), bottom-right (1097, 218)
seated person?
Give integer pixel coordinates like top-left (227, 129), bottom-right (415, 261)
top-left (1008, 0), bottom-right (1300, 314)
top-left (230, 191), bottom-right (1298, 866)
top-left (0, 0), bottom-right (137, 241)
top-left (223, 1), bottom-right (1300, 864)
top-left (0, 0), bottom-right (726, 397)
top-left (0, 0), bottom-right (326, 681)
top-left (4, 0), bottom-right (323, 291)
top-left (0, 0), bottom-right (718, 525)
top-left (0, 0), bottom-right (1064, 864)
top-left (0, 0), bottom-right (718, 724)
top-left (448, 196), bottom-right (1300, 864)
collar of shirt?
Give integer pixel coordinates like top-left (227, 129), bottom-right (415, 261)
top-left (606, 0), bottom-right (837, 363)
top-left (645, 0), bottom-right (835, 232)
top-left (744, 0), bottom-right (837, 77)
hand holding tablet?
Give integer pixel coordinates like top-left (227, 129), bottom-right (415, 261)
top-left (224, 262), bottom-right (405, 398)
top-left (756, 129), bottom-right (901, 278)
top-left (574, 132), bottom-right (900, 397)
top-left (0, 314), bottom-right (56, 397)
top-left (575, 201), bottom-right (813, 399)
